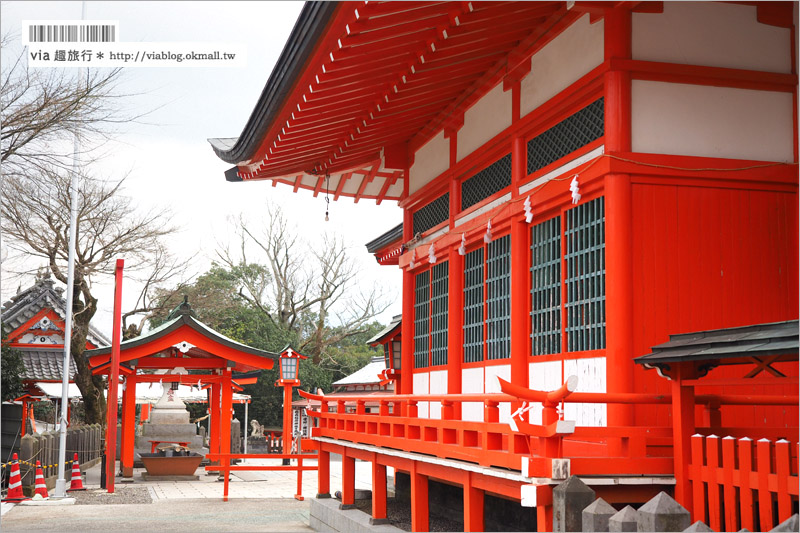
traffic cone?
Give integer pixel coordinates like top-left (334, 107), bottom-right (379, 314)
top-left (33, 460), bottom-right (49, 499)
top-left (67, 453), bottom-right (86, 491)
top-left (2, 453), bottom-right (29, 502)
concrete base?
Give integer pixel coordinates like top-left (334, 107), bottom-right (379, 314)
top-left (369, 518), bottom-right (390, 525)
top-left (339, 503), bottom-right (357, 510)
top-left (316, 493), bottom-right (331, 499)
top-left (19, 497), bottom-right (75, 506)
top-left (310, 497), bottom-right (404, 533)
top-left (140, 473), bottom-right (199, 481)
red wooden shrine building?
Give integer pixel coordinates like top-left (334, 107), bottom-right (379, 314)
top-left (211, 2), bottom-right (799, 531)
top-left (86, 299), bottom-right (276, 478)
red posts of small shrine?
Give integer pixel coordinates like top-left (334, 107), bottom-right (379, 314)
top-left (670, 362), bottom-right (697, 514)
top-left (371, 459), bottom-right (388, 524)
top-left (317, 449), bottom-right (331, 498)
top-left (105, 258), bottom-right (124, 493)
top-left (220, 369), bottom-right (233, 495)
top-left (411, 464), bottom-right (429, 532)
top-left (120, 373), bottom-right (137, 477)
top-left (463, 472), bottom-right (485, 532)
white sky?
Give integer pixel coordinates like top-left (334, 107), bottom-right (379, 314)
top-left (1, 1), bottom-right (403, 336)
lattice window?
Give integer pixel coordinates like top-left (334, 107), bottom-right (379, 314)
top-left (486, 235), bottom-right (511, 360)
top-left (530, 216), bottom-right (562, 356)
top-left (414, 270), bottom-right (430, 368)
top-left (565, 196), bottom-right (606, 352)
top-left (527, 98), bottom-right (604, 175)
top-left (430, 261), bottom-right (449, 367)
top-left (461, 153), bottom-right (512, 210)
top-left (413, 193), bottom-right (450, 235)
top-left (463, 248), bottom-right (484, 363)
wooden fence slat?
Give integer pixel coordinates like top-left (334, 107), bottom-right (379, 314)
top-left (757, 438), bottom-right (774, 531)
top-left (722, 436), bottom-right (738, 532)
top-left (738, 438), bottom-right (755, 532)
top-left (707, 435), bottom-right (722, 532)
top-left (691, 434), bottom-right (707, 524)
top-left (775, 439), bottom-right (791, 522)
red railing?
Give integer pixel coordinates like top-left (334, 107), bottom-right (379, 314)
top-left (205, 452), bottom-right (318, 501)
top-left (689, 435), bottom-right (799, 531)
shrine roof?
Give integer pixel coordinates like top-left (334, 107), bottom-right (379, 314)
top-left (84, 302), bottom-right (278, 370)
top-left (18, 348), bottom-right (77, 382)
top-left (367, 314), bottom-right (401, 346)
top-left (365, 223), bottom-right (403, 254)
top-left (634, 320), bottom-right (799, 365)
top-left (333, 356), bottom-right (387, 387)
top-left (209, 1), bottom-right (571, 204)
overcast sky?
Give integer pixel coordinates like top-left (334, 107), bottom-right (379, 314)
top-left (1, 1), bottom-right (403, 335)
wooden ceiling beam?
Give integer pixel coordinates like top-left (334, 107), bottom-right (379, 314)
top-left (333, 172), bottom-right (352, 200)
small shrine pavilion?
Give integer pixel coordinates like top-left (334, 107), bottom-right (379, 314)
top-left (86, 298), bottom-right (277, 477)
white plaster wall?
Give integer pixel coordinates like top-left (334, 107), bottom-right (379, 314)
top-left (632, 2), bottom-right (791, 74)
top-left (520, 14), bottom-right (604, 117)
top-left (528, 361), bottom-right (562, 424)
top-left (428, 370), bottom-right (448, 420)
top-left (484, 364), bottom-right (512, 423)
top-left (413, 371), bottom-right (430, 419)
top-left (457, 84), bottom-right (512, 161)
top-left (632, 81), bottom-right (794, 163)
top-left (409, 130), bottom-right (449, 195)
top-left (461, 367), bottom-right (484, 422)
top-left (563, 357), bottom-right (607, 427)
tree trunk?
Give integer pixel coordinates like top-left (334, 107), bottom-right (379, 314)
top-left (69, 291), bottom-right (107, 425)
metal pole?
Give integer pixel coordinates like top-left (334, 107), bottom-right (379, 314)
top-left (244, 400), bottom-right (248, 455)
top-left (53, 0), bottom-right (86, 501)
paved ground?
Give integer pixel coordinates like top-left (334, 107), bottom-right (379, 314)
top-left (1, 455), bottom-right (382, 531)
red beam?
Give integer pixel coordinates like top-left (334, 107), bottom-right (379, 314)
top-left (105, 259), bottom-right (124, 494)
top-left (334, 172), bottom-right (352, 200)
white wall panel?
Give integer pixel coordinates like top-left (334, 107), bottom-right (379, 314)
top-left (413, 371), bottom-right (430, 419)
top-left (527, 361), bottom-right (562, 424)
top-left (428, 370), bottom-right (448, 420)
top-left (563, 357), bottom-right (607, 427)
top-left (462, 367), bottom-right (484, 422)
top-left (409, 130), bottom-right (449, 195)
top-left (484, 364), bottom-right (512, 423)
top-left (632, 81), bottom-right (794, 163)
top-left (520, 14), bottom-right (604, 117)
top-left (457, 84), bottom-right (512, 161)
top-left (633, 2), bottom-right (791, 74)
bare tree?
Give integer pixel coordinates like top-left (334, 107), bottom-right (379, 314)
top-left (1, 32), bottom-right (143, 178)
top-left (218, 205), bottom-right (388, 364)
top-left (1, 166), bottom-right (180, 423)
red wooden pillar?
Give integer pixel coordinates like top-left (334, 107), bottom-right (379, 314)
top-left (447, 247), bottom-right (463, 418)
top-left (21, 401), bottom-right (28, 437)
top-left (282, 384), bottom-right (293, 455)
top-left (340, 450), bottom-right (356, 509)
top-left (120, 373), bottom-right (137, 477)
top-left (401, 206), bottom-right (415, 397)
top-left (510, 216), bottom-right (529, 389)
top-left (105, 258), bottom-right (124, 493)
top-left (220, 370), bottom-right (233, 496)
top-left (670, 362), bottom-right (696, 514)
top-left (603, 7), bottom-right (634, 427)
top-left (411, 462), bottom-right (429, 532)
top-left (370, 457), bottom-right (388, 525)
top-left (140, 402), bottom-right (151, 422)
top-left (317, 448), bottom-right (331, 498)
top-left (209, 381), bottom-right (221, 462)
top-left (463, 472), bottom-right (484, 532)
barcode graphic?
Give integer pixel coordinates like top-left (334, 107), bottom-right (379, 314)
top-left (28, 24), bottom-right (116, 43)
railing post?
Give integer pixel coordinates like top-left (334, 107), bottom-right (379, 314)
top-left (357, 400), bottom-right (366, 415)
top-left (541, 402), bottom-right (562, 459)
top-left (320, 400), bottom-right (329, 429)
top-left (295, 456), bottom-right (304, 501)
top-left (379, 400), bottom-right (389, 417)
top-left (337, 400), bottom-right (346, 415)
top-left (407, 400), bottom-right (418, 418)
top-left (484, 400), bottom-right (499, 423)
top-left (442, 400), bottom-right (454, 420)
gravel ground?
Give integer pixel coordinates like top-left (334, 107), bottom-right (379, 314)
top-left (352, 498), bottom-right (462, 532)
top-left (69, 485), bottom-right (152, 505)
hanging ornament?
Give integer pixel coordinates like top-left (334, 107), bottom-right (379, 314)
top-left (524, 196), bottom-right (533, 223)
top-left (324, 171), bottom-right (331, 221)
top-left (483, 220), bottom-right (493, 243)
top-left (458, 234), bottom-right (466, 256)
top-left (428, 244), bottom-right (436, 264)
top-left (570, 175), bottom-right (581, 204)
top-left (409, 249), bottom-right (416, 269)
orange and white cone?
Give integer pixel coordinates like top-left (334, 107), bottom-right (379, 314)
top-left (2, 453), bottom-right (29, 502)
top-left (67, 453), bottom-right (85, 491)
top-left (33, 460), bottom-right (49, 499)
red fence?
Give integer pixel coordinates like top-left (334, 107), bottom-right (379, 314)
top-left (689, 434), bottom-right (799, 531)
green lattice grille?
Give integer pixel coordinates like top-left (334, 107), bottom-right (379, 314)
top-left (486, 235), bottom-right (511, 360)
top-left (565, 196), bottom-right (606, 352)
top-left (461, 153), bottom-right (512, 210)
top-left (463, 248), bottom-right (484, 363)
top-left (413, 193), bottom-right (450, 235)
top-left (414, 270), bottom-right (430, 368)
top-left (430, 261), bottom-right (449, 367)
top-left (527, 98), bottom-right (605, 175)
top-left (530, 217), bottom-right (562, 356)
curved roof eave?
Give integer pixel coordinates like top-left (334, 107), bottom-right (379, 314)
top-left (84, 313), bottom-right (278, 361)
top-left (209, 1), bottom-right (339, 165)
